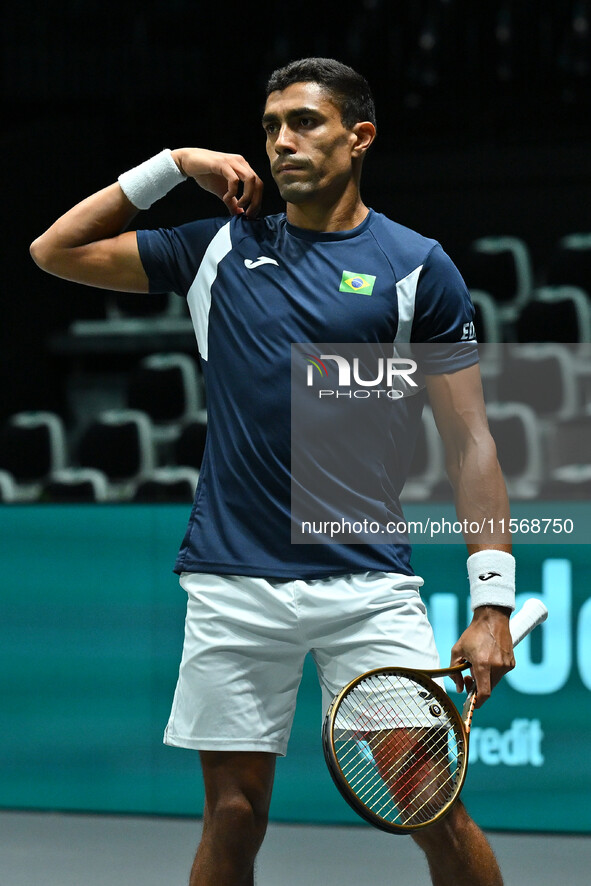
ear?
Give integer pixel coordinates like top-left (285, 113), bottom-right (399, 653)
top-left (350, 121), bottom-right (376, 158)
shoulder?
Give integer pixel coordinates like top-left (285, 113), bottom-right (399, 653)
top-left (137, 216), bottom-right (229, 260)
top-left (136, 216), bottom-right (236, 295)
top-left (367, 211), bottom-right (439, 280)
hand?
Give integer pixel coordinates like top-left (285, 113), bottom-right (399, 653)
top-left (171, 148), bottom-right (263, 218)
top-left (449, 606), bottom-right (515, 707)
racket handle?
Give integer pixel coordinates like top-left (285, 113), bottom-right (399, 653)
top-left (509, 598), bottom-right (548, 648)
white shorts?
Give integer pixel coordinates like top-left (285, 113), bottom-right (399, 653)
top-left (164, 570), bottom-right (439, 756)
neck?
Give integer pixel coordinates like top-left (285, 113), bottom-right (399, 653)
top-left (285, 185), bottom-right (369, 232)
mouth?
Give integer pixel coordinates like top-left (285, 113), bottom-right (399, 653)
top-left (275, 164), bottom-right (305, 174)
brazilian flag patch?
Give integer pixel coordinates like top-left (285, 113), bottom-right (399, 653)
top-left (339, 270), bottom-right (376, 296)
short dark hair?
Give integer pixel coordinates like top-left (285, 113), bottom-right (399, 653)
top-left (265, 57), bottom-right (376, 129)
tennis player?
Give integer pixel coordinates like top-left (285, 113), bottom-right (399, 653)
top-left (31, 58), bottom-right (515, 886)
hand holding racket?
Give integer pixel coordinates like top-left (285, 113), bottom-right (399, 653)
top-left (322, 597), bottom-right (548, 834)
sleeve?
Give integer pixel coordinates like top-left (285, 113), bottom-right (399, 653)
top-left (410, 243), bottom-right (478, 375)
top-left (136, 217), bottom-right (228, 296)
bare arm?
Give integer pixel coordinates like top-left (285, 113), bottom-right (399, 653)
top-left (30, 184), bottom-right (147, 291)
top-left (425, 363), bottom-right (514, 705)
top-left (29, 148), bottom-right (264, 292)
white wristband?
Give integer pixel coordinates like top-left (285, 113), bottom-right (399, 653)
top-left (118, 149), bottom-right (187, 210)
top-left (467, 550), bottom-right (516, 611)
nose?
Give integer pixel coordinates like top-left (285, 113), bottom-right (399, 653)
top-left (274, 123), bottom-right (296, 154)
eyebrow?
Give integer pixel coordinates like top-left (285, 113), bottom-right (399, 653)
top-left (261, 106), bottom-right (322, 125)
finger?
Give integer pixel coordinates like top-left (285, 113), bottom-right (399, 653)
top-left (219, 164), bottom-right (242, 204)
top-left (449, 668), bottom-right (465, 694)
top-left (223, 195), bottom-right (242, 216)
top-left (450, 666), bottom-right (473, 696)
top-left (471, 665), bottom-right (492, 707)
top-left (448, 642), bottom-right (468, 693)
top-left (452, 676), bottom-right (465, 694)
top-left (222, 180), bottom-right (244, 216)
top-left (236, 169), bottom-right (264, 218)
top-left (245, 186), bottom-right (263, 218)
top-left (235, 168), bottom-right (256, 203)
top-left (224, 155), bottom-right (259, 189)
top-left (240, 185), bottom-right (263, 218)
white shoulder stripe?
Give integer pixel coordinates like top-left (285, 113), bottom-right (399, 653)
top-left (186, 221), bottom-right (232, 361)
top-left (394, 264), bottom-right (423, 343)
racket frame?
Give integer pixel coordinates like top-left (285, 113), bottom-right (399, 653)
top-left (322, 664), bottom-right (471, 834)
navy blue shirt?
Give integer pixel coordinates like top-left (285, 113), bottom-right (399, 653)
top-left (136, 209), bottom-right (477, 579)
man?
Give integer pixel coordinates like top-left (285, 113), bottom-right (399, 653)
top-left (31, 58), bottom-right (515, 886)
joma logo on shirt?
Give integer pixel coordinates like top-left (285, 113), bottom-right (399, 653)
top-left (244, 256), bottom-right (279, 269)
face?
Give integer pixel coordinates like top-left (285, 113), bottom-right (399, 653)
top-left (262, 81), bottom-right (361, 205)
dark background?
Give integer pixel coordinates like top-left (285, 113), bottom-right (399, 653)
top-left (3, 0), bottom-right (591, 421)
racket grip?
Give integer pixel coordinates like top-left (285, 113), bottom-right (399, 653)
top-left (509, 598), bottom-right (548, 648)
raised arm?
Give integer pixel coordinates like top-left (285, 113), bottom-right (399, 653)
top-left (30, 148), bottom-right (264, 292)
top-left (425, 363), bottom-right (515, 706)
top-left (30, 182), bottom-right (148, 292)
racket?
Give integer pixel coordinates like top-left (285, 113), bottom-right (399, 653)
top-left (322, 597), bottom-right (548, 834)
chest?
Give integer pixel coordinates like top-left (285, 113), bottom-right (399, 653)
top-left (210, 235), bottom-right (401, 345)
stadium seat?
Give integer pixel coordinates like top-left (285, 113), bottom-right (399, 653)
top-left (486, 403), bottom-right (543, 499)
top-left (516, 286), bottom-right (591, 344)
top-left (42, 468), bottom-right (110, 502)
top-left (0, 411), bottom-right (67, 500)
top-left (496, 344), bottom-right (579, 421)
top-left (66, 292), bottom-right (193, 346)
top-left (540, 414), bottom-right (591, 499)
top-left (107, 291), bottom-right (187, 320)
top-left (132, 467), bottom-right (200, 502)
top-left (471, 289), bottom-right (502, 343)
top-left (76, 409), bottom-right (156, 499)
top-left (0, 470), bottom-right (18, 502)
top-left (462, 236), bottom-right (533, 325)
top-left (126, 353), bottom-right (204, 446)
top-left (545, 233), bottom-right (591, 295)
top-left (174, 417), bottom-right (208, 471)
top-left (470, 289), bottom-right (503, 383)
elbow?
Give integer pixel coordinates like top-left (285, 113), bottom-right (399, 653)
top-left (30, 235), bottom-right (47, 269)
top-left (445, 431), bottom-right (501, 490)
top-left (30, 235), bottom-right (57, 273)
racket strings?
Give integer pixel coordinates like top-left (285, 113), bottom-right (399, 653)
top-left (343, 723), bottom-right (454, 823)
top-left (332, 673), bottom-right (464, 827)
top-left (371, 727), bottom-right (454, 820)
top-left (338, 720), bottom-right (448, 800)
